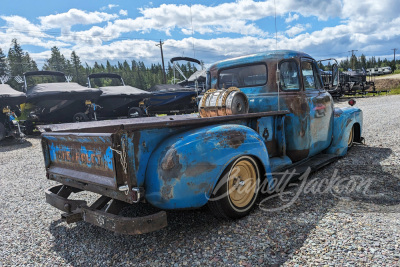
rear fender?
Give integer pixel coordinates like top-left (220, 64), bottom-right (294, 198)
top-left (145, 124), bottom-right (272, 209)
top-left (326, 107), bottom-right (363, 156)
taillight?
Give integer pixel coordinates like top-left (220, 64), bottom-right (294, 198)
top-left (348, 99), bottom-right (356, 106)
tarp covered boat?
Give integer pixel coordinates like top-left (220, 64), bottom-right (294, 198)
top-left (23, 71), bottom-right (102, 123)
top-left (0, 84), bottom-right (26, 107)
top-left (146, 84), bottom-right (199, 115)
top-left (88, 73), bottom-right (151, 118)
top-left (0, 83), bottom-right (26, 140)
top-left (143, 57), bottom-right (204, 115)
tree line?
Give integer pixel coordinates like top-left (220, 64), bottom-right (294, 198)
top-left (1, 39), bottom-right (398, 92)
top-left (0, 39), bottom-right (200, 91)
top-left (320, 53), bottom-right (399, 72)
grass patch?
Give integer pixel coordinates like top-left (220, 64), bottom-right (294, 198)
top-left (376, 72), bottom-right (399, 78)
top-left (388, 85), bottom-right (400, 95)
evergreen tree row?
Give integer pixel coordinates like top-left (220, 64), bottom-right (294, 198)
top-left (0, 39), bottom-right (199, 92)
top-left (1, 39), bottom-right (398, 92)
top-left (319, 53), bottom-right (399, 72)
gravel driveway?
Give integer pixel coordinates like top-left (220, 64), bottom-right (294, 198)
top-left (1, 95), bottom-right (399, 266)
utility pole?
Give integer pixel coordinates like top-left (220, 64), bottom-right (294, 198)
top-left (156, 40), bottom-right (167, 84)
top-left (348, 50), bottom-right (358, 70)
top-left (391, 48), bottom-right (398, 70)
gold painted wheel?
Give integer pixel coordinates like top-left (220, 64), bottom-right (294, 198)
top-left (228, 159), bottom-right (258, 208)
top-left (348, 125), bottom-right (354, 148)
top-left (208, 156), bottom-right (260, 219)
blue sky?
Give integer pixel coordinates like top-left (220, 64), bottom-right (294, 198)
top-left (0, 0), bottom-right (399, 67)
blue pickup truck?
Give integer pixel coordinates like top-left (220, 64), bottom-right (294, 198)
top-left (40, 50), bottom-right (363, 235)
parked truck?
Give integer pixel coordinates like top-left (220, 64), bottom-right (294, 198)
top-left (39, 50), bottom-right (363, 235)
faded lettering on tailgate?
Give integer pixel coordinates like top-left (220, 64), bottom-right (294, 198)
top-left (49, 142), bottom-right (114, 176)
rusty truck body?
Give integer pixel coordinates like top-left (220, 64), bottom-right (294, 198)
top-left (40, 50), bottom-right (363, 235)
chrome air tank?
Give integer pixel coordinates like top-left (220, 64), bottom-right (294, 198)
top-left (199, 87), bottom-right (249, 118)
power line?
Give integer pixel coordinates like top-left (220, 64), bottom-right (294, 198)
top-left (155, 40), bottom-right (167, 83)
top-left (348, 50), bottom-right (358, 56)
top-left (391, 48), bottom-right (398, 63)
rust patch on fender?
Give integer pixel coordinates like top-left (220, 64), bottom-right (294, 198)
top-left (334, 109), bottom-right (343, 117)
top-left (220, 130), bottom-right (246, 149)
top-left (187, 182), bottom-right (213, 195)
top-left (184, 162), bottom-right (216, 177)
top-left (201, 128), bottom-right (246, 149)
top-left (160, 185), bottom-right (174, 200)
top-left (225, 130), bottom-right (246, 148)
top-left (160, 147), bottom-right (182, 181)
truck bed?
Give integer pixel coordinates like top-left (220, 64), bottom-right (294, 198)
top-left (38, 111), bottom-right (290, 133)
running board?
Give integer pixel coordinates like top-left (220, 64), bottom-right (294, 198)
top-left (272, 154), bottom-right (339, 179)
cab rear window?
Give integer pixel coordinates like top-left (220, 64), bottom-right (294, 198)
top-left (218, 64), bottom-right (267, 89)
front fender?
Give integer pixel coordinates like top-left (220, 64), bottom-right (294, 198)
top-left (326, 107), bottom-right (363, 156)
top-left (145, 124), bottom-right (272, 209)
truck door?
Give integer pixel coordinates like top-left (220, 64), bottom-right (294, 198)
top-left (300, 58), bottom-right (333, 157)
top-left (279, 60), bottom-right (311, 162)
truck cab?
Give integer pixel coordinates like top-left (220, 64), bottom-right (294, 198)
top-left (207, 51), bottom-right (336, 163)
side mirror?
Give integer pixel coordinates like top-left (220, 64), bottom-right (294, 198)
top-left (332, 64), bottom-right (339, 88)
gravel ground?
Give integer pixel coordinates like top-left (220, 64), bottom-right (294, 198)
top-left (1, 95), bottom-right (400, 266)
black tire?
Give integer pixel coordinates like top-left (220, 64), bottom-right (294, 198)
top-left (24, 120), bottom-right (35, 135)
top-left (208, 156), bottom-right (260, 219)
top-left (128, 107), bottom-right (144, 118)
top-left (73, 112), bottom-right (89, 122)
top-left (348, 125), bottom-right (354, 148)
top-left (0, 122), bottom-right (6, 141)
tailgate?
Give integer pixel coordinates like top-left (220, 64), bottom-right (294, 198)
top-left (42, 132), bottom-right (120, 189)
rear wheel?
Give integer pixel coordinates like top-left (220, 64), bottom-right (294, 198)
top-left (208, 156), bottom-right (260, 219)
top-left (348, 125), bottom-right (354, 148)
top-left (0, 122), bottom-right (6, 141)
top-left (128, 107), bottom-right (144, 118)
top-left (73, 113), bottom-right (89, 123)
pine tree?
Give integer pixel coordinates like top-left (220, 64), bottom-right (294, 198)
top-left (7, 39), bottom-right (37, 90)
top-left (45, 46), bottom-right (67, 73)
top-left (8, 39), bottom-right (25, 78)
top-left (0, 48), bottom-right (9, 77)
top-left (71, 51), bottom-right (83, 84)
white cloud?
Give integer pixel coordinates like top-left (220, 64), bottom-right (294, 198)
top-left (0, 15), bottom-right (69, 50)
top-left (2, 0), bottom-right (400, 67)
top-left (119, 9), bottom-right (128, 16)
top-left (1, 16), bottom-right (48, 38)
top-left (285, 23), bottom-right (311, 37)
top-left (108, 4), bottom-right (119, 9)
top-left (100, 4), bottom-right (119, 11)
top-left (39, 9), bottom-right (118, 29)
top-left (285, 13), bottom-right (299, 23)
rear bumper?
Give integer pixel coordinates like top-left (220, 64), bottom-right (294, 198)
top-left (45, 185), bottom-right (168, 235)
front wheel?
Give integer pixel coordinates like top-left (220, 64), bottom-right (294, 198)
top-left (348, 125), bottom-right (354, 148)
top-left (208, 156), bottom-right (260, 219)
top-left (128, 107), bottom-right (144, 118)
